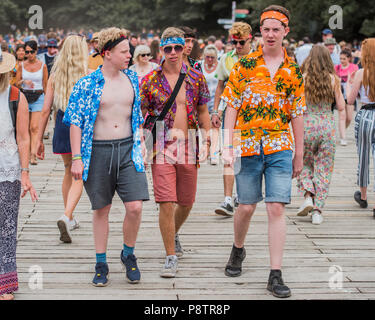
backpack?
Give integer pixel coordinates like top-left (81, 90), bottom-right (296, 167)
top-left (8, 85), bottom-right (20, 138)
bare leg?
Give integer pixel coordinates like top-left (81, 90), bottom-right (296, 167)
top-left (159, 202), bottom-right (176, 256)
top-left (360, 186), bottom-right (367, 200)
top-left (93, 205), bottom-right (111, 254)
top-left (61, 154), bottom-right (83, 220)
top-left (123, 201), bottom-right (143, 247)
top-left (266, 202), bottom-right (286, 270)
top-left (338, 108), bottom-right (347, 140)
top-left (346, 104), bottom-right (355, 128)
top-left (223, 164), bottom-right (235, 198)
top-left (175, 204), bottom-right (193, 234)
top-left (234, 204), bottom-right (256, 248)
top-left (29, 112), bottom-right (41, 163)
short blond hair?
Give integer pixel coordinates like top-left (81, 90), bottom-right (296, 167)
top-left (229, 22), bottom-right (252, 38)
top-left (161, 27), bottom-right (184, 41)
top-left (97, 27), bottom-right (130, 53)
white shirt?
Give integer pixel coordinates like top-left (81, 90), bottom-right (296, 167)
top-left (0, 86), bottom-right (20, 183)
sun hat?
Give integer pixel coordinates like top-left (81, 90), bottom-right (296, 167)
top-left (324, 37), bottom-right (337, 45)
top-left (0, 47), bottom-right (16, 74)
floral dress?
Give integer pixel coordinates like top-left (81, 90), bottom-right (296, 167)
top-left (296, 102), bottom-right (336, 210)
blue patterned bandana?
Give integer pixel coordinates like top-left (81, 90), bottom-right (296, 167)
top-left (160, 37), bottom-right (185, 47)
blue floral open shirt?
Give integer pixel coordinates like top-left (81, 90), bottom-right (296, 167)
top-left (63, 67), bottom-right (145, 181)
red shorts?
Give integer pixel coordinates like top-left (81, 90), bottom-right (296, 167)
top-left (151, 139), bottom-right (197, 206)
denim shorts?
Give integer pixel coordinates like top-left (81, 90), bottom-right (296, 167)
top-left (28, 94), bottom-right (44, 112)
top-left (235, 148), bottom-right (293, 204)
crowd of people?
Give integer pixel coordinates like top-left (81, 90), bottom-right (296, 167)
top-left (1, 4), bottom-right (375, 301)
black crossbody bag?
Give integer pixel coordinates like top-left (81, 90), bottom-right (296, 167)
top-left (144, 71), bottom-right (186, 151)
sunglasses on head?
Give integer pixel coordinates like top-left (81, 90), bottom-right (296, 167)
top-left (163, 45), bottom-right (184, 54)
top-left (140, 53), bottom-right (151, 57)
top-left (25, 50), bottom-right (36, 54)
top-left (231, 39), bottom-right (247, 46)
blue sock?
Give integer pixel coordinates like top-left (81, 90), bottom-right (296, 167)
top-left (122, 244), bottom-right (134, 258)
top-left (96, 252), bottom-right (107, 264)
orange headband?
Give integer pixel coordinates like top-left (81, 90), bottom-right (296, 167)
top-left (260, 11), bottom-right (289, 26)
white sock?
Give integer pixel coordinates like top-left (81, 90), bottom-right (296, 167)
top-left (224, 196), bottom-right (232, 205)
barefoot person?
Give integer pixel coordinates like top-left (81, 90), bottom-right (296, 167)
top-left (141, 27), bottom-right (210, 278)
top-left (0, 48), bottom-right (37, 300)
top-left (36, 35), bottom-right (88, 243)
top-left (63, 28), bottom-right (149, 286)
top-left (221, 5), bottom-right (305, 298)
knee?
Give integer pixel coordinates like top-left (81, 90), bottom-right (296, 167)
top-left (267, 203), bottom-right (285, 218)
top-left (126, 201), bottom-right (143, 217)
top-left (237, 204), bottom-right (256, 218)
top-left (30, 125), bottom-right (38, 134)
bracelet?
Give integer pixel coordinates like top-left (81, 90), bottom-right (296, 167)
top-left (224, 145), bottom-right (233, 149)
top-left (73, 154), bottom-right (82, 158)
top-left (72, 157), bottom-right (82, 161)
top-left (21, 168), bottom-right (30, 172)
top-left (211, 111), bottom-right (219, 115)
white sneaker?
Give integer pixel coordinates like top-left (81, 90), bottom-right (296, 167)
top-left (69, 217), bottom-right (80, 231)
top-left (297, 197), bottom-right (314, 216)
top-left (57, 215), bottom-right (72, 243)
top-left (160, 255), bottom-right (178, 278)
top-left (340, 139), bottom-right (347, 146)
top-left (210, 156), bottom-right (219, 165)
top-left (311, 211), bottom-right (323, 225)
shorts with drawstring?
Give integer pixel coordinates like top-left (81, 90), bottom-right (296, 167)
top-left (83, 136), bottom-right (149, 210)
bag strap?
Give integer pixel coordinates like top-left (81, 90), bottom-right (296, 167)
top-left (157, 71), bottom-right (186, 122)
top-left (8, 85), bottom-right (20, 138)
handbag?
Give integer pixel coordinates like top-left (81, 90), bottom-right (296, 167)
top-left (21, 89), bottom-right (43, 104)
top-left (144, 71), bottom-right (186, 151)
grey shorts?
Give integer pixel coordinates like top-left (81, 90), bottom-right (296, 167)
top-left (84, 136), bottom-right (150, 210)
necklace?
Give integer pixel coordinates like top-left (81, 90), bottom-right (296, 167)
top-left (205, 62), bottom-right (217, 72)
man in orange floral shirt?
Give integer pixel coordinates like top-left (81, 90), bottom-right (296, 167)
top-left (221, 5), bottom-right (305, 298)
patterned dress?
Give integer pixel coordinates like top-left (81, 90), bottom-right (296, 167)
top-left (296, 102), bottom-right (336, 210)
top-left (0, 86), bottom-right (21, 295)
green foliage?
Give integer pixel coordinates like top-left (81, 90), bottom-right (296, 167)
top-left (1, 0), bottom-right (374, 40)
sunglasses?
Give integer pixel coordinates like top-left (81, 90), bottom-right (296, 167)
top-left (48, 46), bottom-right (57, 49)
top-left (231, 39), bottom-right (247, 46)
top-left (163, 45), bottom-right (184, 54)
top-left (140, 53), bottom-right (151, 57)
top-left (25, 50), bottom-right (36, 54)
top-left (206, 56), bottom-right (216, 59)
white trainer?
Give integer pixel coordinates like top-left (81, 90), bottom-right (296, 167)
top-left (69, 217), bottom-right (80, 231)
top-left (57, 215), bottom-right (72, 243)
top-left (311, 211), bottom-right (324, 225)
top-left (297, 197), bottom-right (314, 216)
top-left (160, 256), bottom-right (178, 278)
top-left (340, 139), bottom-right (347, 146)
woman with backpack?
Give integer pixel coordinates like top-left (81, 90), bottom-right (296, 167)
top-left (0, 48), bottom-right (37, 300)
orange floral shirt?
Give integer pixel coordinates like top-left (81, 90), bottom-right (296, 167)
top-left (221, 45), bottom-right (305, 157)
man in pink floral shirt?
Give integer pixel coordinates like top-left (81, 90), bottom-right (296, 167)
top-left (140, 27), bottom-right (210, 278)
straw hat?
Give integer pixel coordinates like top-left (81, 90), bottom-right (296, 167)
top-left (0, 47), bottom-right (16, 74)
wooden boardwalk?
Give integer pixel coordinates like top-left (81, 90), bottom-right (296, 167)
top-left (15, 119), bottom-right (375, 300)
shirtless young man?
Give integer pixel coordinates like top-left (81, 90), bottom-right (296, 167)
top-left (141, 27), bottom-right (211, 278)
top-left (63, 28), bottom-right (149, 287)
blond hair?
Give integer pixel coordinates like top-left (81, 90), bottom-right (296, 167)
top-left (229, 22), bottom-right (252, 38)
top-left (97, 27), bottom-right (130, 53)
top-left (161, 27), bottom-right (184, 40)
top-left (51, 35), bottom-right (88, 112)
top-left (362, 38), bottom-right (375, 102)
top-left (0, 72), bottom-right (10, 93)
top-left (303, 44), bottom-right (338, 105)
top-left (133, 45), bottom-right (151, 62)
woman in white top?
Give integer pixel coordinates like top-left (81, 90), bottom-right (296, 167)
top-left (129, 45), bottom-right (158, 85)
top-left (36, 35), bottom-right (88, 243)
top-left (347, 38), bottom-right (375, 217)
top-left (201, 45), bottom-right (220, 165)
top-left (15, 40), bottom-right (48, 165)
top-left (0, 48), bottom-right (37, 300)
